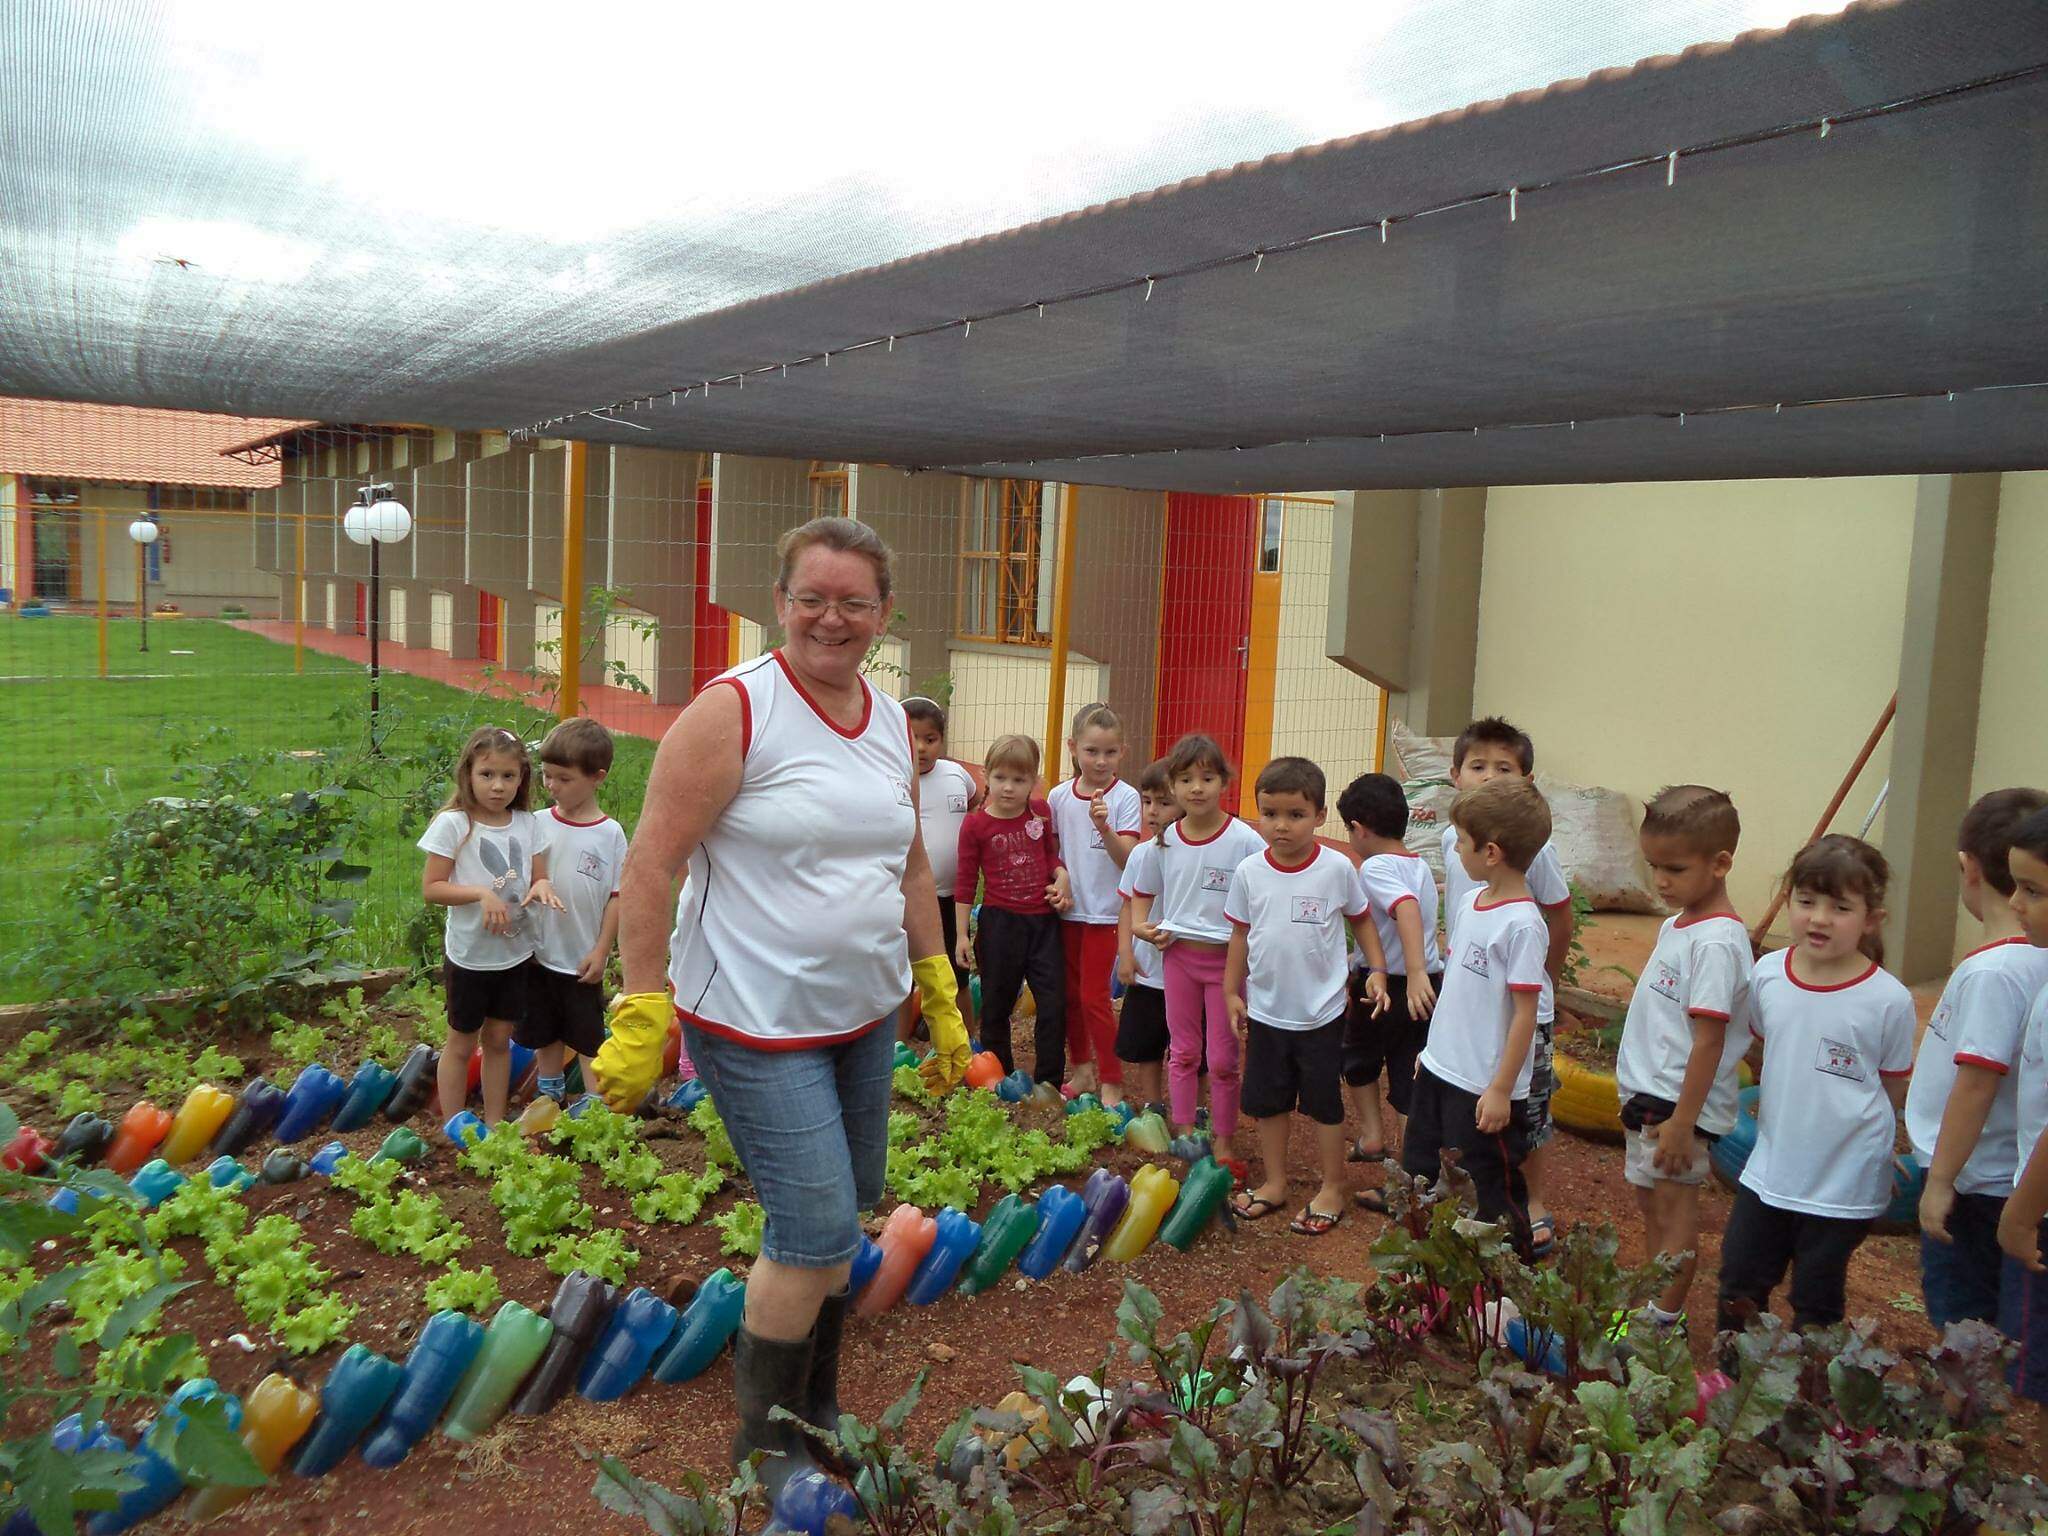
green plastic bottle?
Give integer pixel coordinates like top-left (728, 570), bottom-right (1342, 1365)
top-left (1122, 1111), bottom-right (1172, 1154)
top-left (956, 1194), bottom-right (1041, 1297)
top-left (440, 1301), bottom-right (555, 1442)
top-left (1158, 1155), bottom-right (1234, 1252)
top-left (370, 1126), bottom-right (428, 1165)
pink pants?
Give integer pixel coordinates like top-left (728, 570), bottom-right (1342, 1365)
top-left (1163, 943), bottom-right (1240, 1139)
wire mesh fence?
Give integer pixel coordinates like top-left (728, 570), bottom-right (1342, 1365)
top-left (0, 419), bottom-right (1383, 1009)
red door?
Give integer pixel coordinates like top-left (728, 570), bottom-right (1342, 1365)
top-left (354, 583), bottom-right (367, 636)
top-left (477, 591), bottom-right (501, 663)
top-left (691, 479), bottom-right (729, 695)
top-left (1155, 493), bottom-right (1256, 772)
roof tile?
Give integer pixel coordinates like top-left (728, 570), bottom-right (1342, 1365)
top-left (0, 398), bottom-right (305, 488)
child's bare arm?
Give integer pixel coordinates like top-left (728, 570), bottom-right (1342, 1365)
top-left (1654, 1012), bottom-right (1726, 1173)
top-left (2000, 1134), bottom-right (2048, 1272)
top-left (1392, 901), bottom-right (1435, 1013)
top-left (1922, 1064), bottom-right (2001, 1240)
top-left (1116, 899), bottom-right (1138, 985)
top-left (1480, 991), bottom-right (1539, 1134)
top-left (1541, 902), bottom-right (1573, 982)
top-left (1223, 926), bottom-right (1249, 1036)
top-left (422, 853), bottom-right (480, 907)
top-left (1348, 915), bottom-right (1390, 1015)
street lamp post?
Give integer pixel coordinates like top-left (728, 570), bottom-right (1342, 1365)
top-left (343, 484), bottom-right (413, 748)
top-left (127, 519), bottom-right (159, 653)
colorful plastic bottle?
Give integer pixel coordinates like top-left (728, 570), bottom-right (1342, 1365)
top-left (85, 1381), bottom-right (241, 1535)
top-left (104, 1101), bottom-right (173, 1177)
top-left (516, 1095), bottom-right (562, 1136)
top-left (577, 1286), bottom-right (678, 1402)
top-left (127, 1159), bottom-right (186, 1208)
top-left (510, 1271), bottom-right (616, 1416)
top-left (847, 1236), bottom-right (883, 1298)
top-left (383, 1045), bottom-right (439, 1122)
top-left (664, 1077), bottom-right (708, 1113)
top-left (330, 1060), bottom-right (398, 1132)
top-left (274, 1064), bottom-right (346, 1143)
top-left (46, 1187), bottom-right (81, 1216)
top-left (651, 1268), bottom-right (745, 1384)
top-left (905, 1209), bottom-right (982, 1305)
top-left (1122, 1111), bottom-right (1171, 1154)
top-left (294, 1344), bottom-right (403, 1476)
top-left (1063, 1169), bottom-right (1130, 1274)
top-left (765, 1468), bottom-right (860, 1536)
top-left (186, 1372), bottom-right (318, 1522)
top-left (507, 1043), bottom-right (536, 1095)
top-left (1017, 1185), bottom-right (1086, 1280)
top-left (1064, 1093), bottom-right (1103, 1118)
top-left (206, 1078), bottom-right (285, 1159)
top-left (308, 1141), bottom-right (349, 1176)
top-left (563, 1058), bottom-right (586, 1098)
top-left (957, 1194), bottom-right (1040, 1296)
top-left (442, 1301), bottom-right (555, 1440)
top-left (159, 1084), bottom-right (235, 1165)
top-left (1, 1125), bottom-right (49, 1173)
top-left (856, 1205), bottom-right (937, 1317)
top-left (1107, 1101), bottom-right (1136, 1134)
top-left (1159, 1156), bottom-right (1232, 1251)
top-left (52, 1111), bottom-right (114, 1166)
top-left (564, 1093), bottom-right (602, 1119)
top-left (369, 1126), bottom-right (428, 1164)
top-left (258, 1149), bottom-right (309, 1184)
top-left (205, 1156), bottom-right (255, 1192)
top-left (892, 1040), bottom-right (921, 1072)
top-left (1104, 1165), bottom-right (1180, 1263)
top-left (360, 1310), bottom-right (485, 1468)
top-left (1026, 1081), bottom-right (1065, 1111)
top-left (995, 1070), bottom-right (1035, 1103)
top-left (4, 1413), bottom-right (125, 1536)
top-left (1505, 1317), bottom-right (1567, 1377)
top-left (962, 1052), bottom-right (1004, 1091)
top-left (444, 1110), bottom-right (487, 1149)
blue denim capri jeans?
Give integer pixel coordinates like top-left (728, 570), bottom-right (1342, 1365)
top-left (682, 1019), bottom-right (895, 1269)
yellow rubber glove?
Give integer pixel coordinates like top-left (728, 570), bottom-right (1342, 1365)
top-left (592, 993), bottom-right (672, 1112)
top-left (914, 954), bottom-right (971, 1095)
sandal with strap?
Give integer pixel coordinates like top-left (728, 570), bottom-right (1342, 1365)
top-left (1289, 1205), bottom-right (1344, 1237)
top-left (1230, 1193), bottom-right (1287, 1222)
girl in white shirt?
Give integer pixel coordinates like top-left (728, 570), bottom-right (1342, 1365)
top-left (1047, 703), bottom-right (1143, 1105)
top-left (1716, 836), bottom-right (1916, 1338)
top-left (904, 697), bottom-right (979, 1046)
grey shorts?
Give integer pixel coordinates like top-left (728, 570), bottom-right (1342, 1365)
top-left (1623, 1124), bottom-right (1714, 1188)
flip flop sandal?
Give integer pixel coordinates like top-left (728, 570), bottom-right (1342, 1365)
top-left (1230, 1193), bottom-right (1287, 1222)
top-left (1289, 1205), bottom-right (1344, 1236)
top-left (1354, 1187), bottom-right (1391, 1214)
top-left (1345, 1138), bottom-right (1385, 1164)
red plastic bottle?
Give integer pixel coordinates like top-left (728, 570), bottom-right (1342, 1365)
top-left (856, 1205), bottom-right (936, 1317)
top-left (0, 1127), bottom-right (50, 1173)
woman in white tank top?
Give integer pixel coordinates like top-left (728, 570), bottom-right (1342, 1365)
top-left (593, 518), bottom-right (969, 1504)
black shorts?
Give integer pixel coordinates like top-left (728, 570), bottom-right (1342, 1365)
top-left (1241, 1016), bottom-right (1346, 1126)
top-left (938, 899), bottom-right (970, 991)
top-left (1341, 971), bottom-right (1440, 1114)
top-left (517, 964), bottom-right (607, 1057)
top-left (444, 958), bottom-right (532, 1036)
top-left (1114, 983), bottom-right (1169, 1063)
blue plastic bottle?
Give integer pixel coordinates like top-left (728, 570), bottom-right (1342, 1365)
top-left (2, 1416), bottom-right (125, 1536)
top-left (995, 1070), bottom-right (1034, 1103)
top-left (359, 1310), bottom-right (485, 1469)
top-left (206, 1078), bottom-right (285, 1159)
top-left (765, 1469), bottom-right (861, 1536)
top-left (308, 1141), bottom-right (349, 1176)
top-left (273, 1064), bottom-right (346, 1143)
top-left (206, 1156), bottom-right (255, 1193)
top-left (329, 1061), bottom-right (398, 1133)
top-left (847, 1236), bottom-right (883, 1298)
top-left (904, 1209), bottom-right (982, 1305)
top-left (650, 1268), bottom-right (746, 1384)
top-left (47, 1186), bottom-right (80, 1215)
top-left (1063, 1169), bottom-right (1129, 1274)
top-left (506, 1042), bottom-right (536, 1093)
top-left (576, 1286), bottom-right (679, 1402)
top-left (292, 1343), bottom-right (404, 1477)
top-left (443, 1110), bottom-right (487, 1149)
top-left (564, 1094), bottom-right (602, 1119)
top-left (1107, 1101), bottom-right (1136, 1134)
top-left (85, 1381), bottom-right (240, 1535)
top-left (1017, 1185), bottom-right (1086, 1280)
top-left (1505, 1317), bottom-right (1567, 1377)
top-left (128, 1158), bottom-right (185, 1208)
top-left (665, 1077), bottom-right (709, 1113)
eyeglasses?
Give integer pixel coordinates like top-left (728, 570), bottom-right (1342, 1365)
top-left (783, 591), bottom-right (883, 621)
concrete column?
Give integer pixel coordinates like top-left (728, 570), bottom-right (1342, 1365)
top-left (444, 584), bottom-right (480, 660)
top-left (1883, 474), bottom-right (2001, 982)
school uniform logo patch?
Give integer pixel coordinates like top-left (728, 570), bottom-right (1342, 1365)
top-left (891, 778), bottom-right (913, 807)
top-left (576, 849), bottom-right (605, 883)
top-left (947, 793), bottom-right (969, 814)
top-left (1461, 941), bottom-right (1490, 979)
top-left (1925, 1002), bottom-right (1951, 1042)
top-left (1649, 961), bottom-right (1681, 1002)
top-left (1201, 866), bottom-right (1231, 892)
top-left (1815, 1036), bottom-right (1865, 1081)
top-left (1290, 896), bottom-right (1329, 925)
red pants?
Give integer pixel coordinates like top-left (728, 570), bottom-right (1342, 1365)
top-left (1060, 920), bottom-right (1121, 1085)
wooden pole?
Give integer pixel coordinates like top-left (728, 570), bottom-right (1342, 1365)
top-left (96, 509), bottom-right (107, 678)
top-left (1041, 483), bottom-right (1078, 785)
top-left (1750, 691), bottom-right (1898, 950)
top-left (558, 440), bottom-right (587, 719)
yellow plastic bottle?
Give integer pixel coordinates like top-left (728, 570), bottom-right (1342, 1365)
top-left (515, 1096), bottom-right (561, 1137)
top-left (1103, 1164), bottom-right (1180, 1263)
top-left (158, 1084), bottom-right (236, 1166)
top-left (186, 1373), bottom-right (318, 1522)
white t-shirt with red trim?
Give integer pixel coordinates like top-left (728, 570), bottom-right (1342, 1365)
top-left (1742, 949), bottom-right (1916, 1219)
top-left (535, 809), bottom-right (630, 977)
top-left (1356, 851), bottom-right (1443, 978)
top-left (1048, 777), bottom-right (1143, 925)
top-left (1420, 891), bottom-right (1549, 1099)
top-left (1613, 912), bottom-right (1755, 1137)
top-left (1442, 825), bottom-right (1569, 1022)
top-left (1223, 846), bottom-right (1367, 1030)
top-left (1125, 817), bottom-right (1269, 945)
top-left (2015, 981), bottom-right (2048, 1188)
top-left (1905, 937), bottom-right (2048, 1197)
top-left (1117, 885), bottom-right (1164, 990)
top-left (918, 759), bottom-right (976, 897)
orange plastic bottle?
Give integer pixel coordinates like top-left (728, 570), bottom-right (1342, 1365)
top-left (104, 1102), bottom-right (174, 1177)
top-left (855, 1205), bottom-right (936, 1317)
top-left (185, 1372), bottom-right (318, 1522)
top-left (158, 1085), bottom-right (235, 1166)
top-left (963, 1052), bottom-right (1005, 1091)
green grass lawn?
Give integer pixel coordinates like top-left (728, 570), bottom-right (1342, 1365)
top-left (0, 615), bottom-right (653, 1003)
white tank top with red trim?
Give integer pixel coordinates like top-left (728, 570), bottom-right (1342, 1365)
top-left (668, 651), bottom-right (916, 1048)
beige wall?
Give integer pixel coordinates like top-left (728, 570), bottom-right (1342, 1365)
top-left (1473, 478), bottom-right (1916, 923)
top-left (709, 454), bottom-right (806, 625)
top-left (849, 465), bottom-right (963, 696)
top-left (1069, 485), bottom-right (1166, 765)
top-left (947, 645), bottom-right (1108, 771)
top-left (1272, 496), bottom-right (1384, 833)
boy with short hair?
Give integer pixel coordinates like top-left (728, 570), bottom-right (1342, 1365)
top-left (1224, 758), bottom-right (1387, 1235)
top-left (531, 718), bottom-right (630, 1102)
top-left (1910, 788), bottom-right (2048, 1327)
top-left (1996, 805), bottom-right (2048, 1405)
top-left (1439, 716), bottom-right (1573, 1255)
top-left (1336, 772), bottom-right (1443, 1207)
top-left (1408, 776), bottom-right (1552, 1257)
top-left (1614, 785), bottom-right (1753, 1330)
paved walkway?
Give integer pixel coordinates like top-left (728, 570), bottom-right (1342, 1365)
top-left (230, 620), bottom-right (684, 742)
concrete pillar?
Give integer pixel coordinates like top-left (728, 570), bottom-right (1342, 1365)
top-left (444, 585), bottom-right (480, 660)
top-left (1883, 474), bottom-right (2001, 982)
top-left (502, 592), bottom-right (537, 672)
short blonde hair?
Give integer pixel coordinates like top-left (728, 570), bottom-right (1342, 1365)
top-left (1451, 778), bottom-right (1552, 871)
top-left (775, 516), bottom-right (893, 603)
top-left (985, 734), bottom-right (1042, 778)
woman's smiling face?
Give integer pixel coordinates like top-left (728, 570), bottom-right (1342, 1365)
top-left (775, 546), bottom-right (886, 690)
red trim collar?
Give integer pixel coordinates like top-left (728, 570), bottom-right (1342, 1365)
top-left (773, 649), bottom-right (873, 740)
top-left (1784, 953), bottom-right (1881, 993)
top-left (1673, 910), bottom-right (1744, 929)
top-left (1473, 896), bottom-right (1535, 911)
top-left (1961, 935), bottom-right (2028, 961)
top-left (1264, 849), bottom-right (1317, 874)
top-left (1067, 774), bottom-right (1122, 802)
top-left (549, 807), bottom-right (611, 827)
top-left (1176, 818), bottom-right (1236, 848)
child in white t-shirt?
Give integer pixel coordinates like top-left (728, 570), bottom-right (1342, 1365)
top-left (1436, 717), bottom-right (1573, 1255)
top-left (1614, 786), bottom-right (1752, 1331)
top-left (1224, 759), bottom-right (1387, 1236)
top-left (1717, 836), bottom-right (1915, 1338)
top-left (1048, 703), bottom-right (1143, 1106)
top-left (419, 727), bottom-right (562, 1124)
top-left (1996, 807), bottom-right (2048, 1405)
top-left (905, 697), bottom-right (979, 1048)
top-left (1910, 789), bottom-right (2048, 1329)
top-left (1406, 777), bottom-right (1552, 1258)
top-left (1115, 759), bottom-right (1181, 1110)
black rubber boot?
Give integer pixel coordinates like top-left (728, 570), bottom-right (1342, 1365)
top-left (730, 1325), bottom-right (822, 1504)
top-left (807, 1290), bottom-right (848, 1435)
